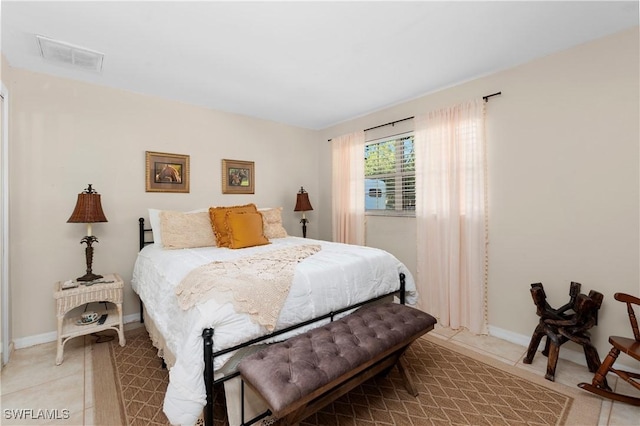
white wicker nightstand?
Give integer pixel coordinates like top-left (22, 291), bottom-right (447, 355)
top-left (53, 273), bottom-right (126, 365)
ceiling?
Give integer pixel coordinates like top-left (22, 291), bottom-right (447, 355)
top-left (2, 1), bottom-right (638, 130)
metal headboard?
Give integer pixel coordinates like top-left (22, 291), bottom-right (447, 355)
top-left (138, 217), bottom-right (154, 250)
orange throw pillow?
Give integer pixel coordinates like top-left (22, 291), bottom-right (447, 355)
top-left (209, 204), bottom-right (258, 247)
top-left (225, 211), bottom-right (270, 249)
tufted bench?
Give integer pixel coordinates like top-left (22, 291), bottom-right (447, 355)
top-left (238, 302), bottom-right (437, 425)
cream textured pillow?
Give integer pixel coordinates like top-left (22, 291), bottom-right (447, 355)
top-left (260, 207), bottom-right (288, 239)
top-left (159, 210), bottom-right (217, 249)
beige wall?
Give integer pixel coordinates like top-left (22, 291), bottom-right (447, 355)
top-left (2, 63), bottom-right (320, 342)
top-left (319, 27), bottom-right (639, 363)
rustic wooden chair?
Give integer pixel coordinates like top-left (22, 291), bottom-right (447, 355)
top-left (542, 290), bottom-right (605, 383)
top-left (578, 293), bottom-right (640, 406)
top-left (523, 282), bottom-right (580, 366)
top-left (524, 283), bottom-right (605, 383)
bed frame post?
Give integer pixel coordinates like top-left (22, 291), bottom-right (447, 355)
top-left (138, 218), bottom-right (145, 324)
top-left (399, 272), bottom-right (406, 305)
top-left (138, 218), bottom-right (145, 251)
top-left (203, 328), bottom-right (214, 426)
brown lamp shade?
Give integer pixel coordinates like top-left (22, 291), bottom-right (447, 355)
top-left (67, 184), bottom-right (108, 223)
top-left (294, 187), bottom-right (313, 212)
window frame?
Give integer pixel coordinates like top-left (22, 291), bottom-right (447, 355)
top-left (364, 131), bottom-right (415, 218)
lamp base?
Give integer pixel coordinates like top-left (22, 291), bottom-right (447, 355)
top-left (77, 236), bottom-right (101, 282)
top-left (77, 272), bottom-right (103, 282)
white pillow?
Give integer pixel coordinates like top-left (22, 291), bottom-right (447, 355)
top-left (148, 208), bottom-right (163, 247)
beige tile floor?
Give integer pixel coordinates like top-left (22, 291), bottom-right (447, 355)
top-left (1, 322), bottom-right (639, 425)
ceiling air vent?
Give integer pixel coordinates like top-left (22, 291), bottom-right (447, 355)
top-left (36, 35), bottom-right (104, 72)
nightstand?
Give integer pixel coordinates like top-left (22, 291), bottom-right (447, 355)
top-left (53, 273), bottom-right (126, 365)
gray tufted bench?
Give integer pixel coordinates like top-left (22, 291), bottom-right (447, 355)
top-left (238, 302), bottom-right (437, 425)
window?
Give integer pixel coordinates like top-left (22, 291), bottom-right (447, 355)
top-left (364, 132), bottom-right (415, 215)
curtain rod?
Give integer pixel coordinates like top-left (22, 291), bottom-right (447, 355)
top-left (483, 91), bottom-right (501, 102)
top-left (327, 117), bottom-right (414, 142)
top-left (328, 91), bottom-right (501, 141)
top-left (363, 116), bottom-right (414, 133)
top-left (327, 117), bottom-right (412, 141)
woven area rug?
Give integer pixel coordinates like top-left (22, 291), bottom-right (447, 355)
top-left (93, 327), bottom-right (601, 426)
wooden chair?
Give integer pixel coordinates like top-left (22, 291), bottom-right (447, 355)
top-left (578, 293), bottom-right (640, 406)
top-left (542, 291), bottom-right (605, 383)
top-left (524, 282), bottom-right (580, 366)
top-left (524, 283), bottom-right (605, 382)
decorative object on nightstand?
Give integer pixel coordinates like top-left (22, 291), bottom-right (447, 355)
top-left (67, 184), bottom-right (108, 282)
top-left (294, 186), bottom-right (313, 238)
top-left (54, 273), bottom-right (125, 365)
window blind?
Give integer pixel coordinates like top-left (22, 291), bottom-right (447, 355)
top-left (364, 131), bottom-right (415, 215)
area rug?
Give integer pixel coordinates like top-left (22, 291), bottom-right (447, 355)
top-left (93, 327), bottom-right (601, 426)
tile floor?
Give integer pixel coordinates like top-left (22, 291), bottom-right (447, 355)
top-left (1, 322), bottom-right (639, 425)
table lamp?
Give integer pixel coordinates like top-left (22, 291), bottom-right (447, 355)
top-left (67, 184), bottom-right (108, 282)
top-left (294, 186), bottom-right (313, 238)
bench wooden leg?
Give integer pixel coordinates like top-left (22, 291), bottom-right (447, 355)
top-left (397, 356), bottom-right (418, 397)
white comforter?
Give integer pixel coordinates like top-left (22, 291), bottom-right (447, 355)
top-left (131, 237), bottom-right (417, 426)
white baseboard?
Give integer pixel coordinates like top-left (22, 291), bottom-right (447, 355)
top-left (488, 325), bottom-right (534, 348)
top-left (13, 313), bottom-right (141, 349)
top-left (123, 313), bottom-right (141, 326)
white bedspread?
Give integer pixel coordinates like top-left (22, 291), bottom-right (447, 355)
top-left (131, 237), bottom-right (417, 426)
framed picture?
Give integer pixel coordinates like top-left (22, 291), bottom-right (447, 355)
top-left (222, 159), bottom-right (254, 194)
top-left (145, 151), bottom-right (190, 193)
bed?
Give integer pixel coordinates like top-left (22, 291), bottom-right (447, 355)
top-left (131, 206), bottom-right (418, 426)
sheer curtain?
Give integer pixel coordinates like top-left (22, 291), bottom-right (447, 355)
top-left (414, 99), bottom-right (488, 334)
top-left (331, 131), bottom-right (365, 245)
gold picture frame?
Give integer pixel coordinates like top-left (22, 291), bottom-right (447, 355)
top-left (222, 159), bottom-right (254, 194)
top-left (145, 151), bottom-right (190, 193)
